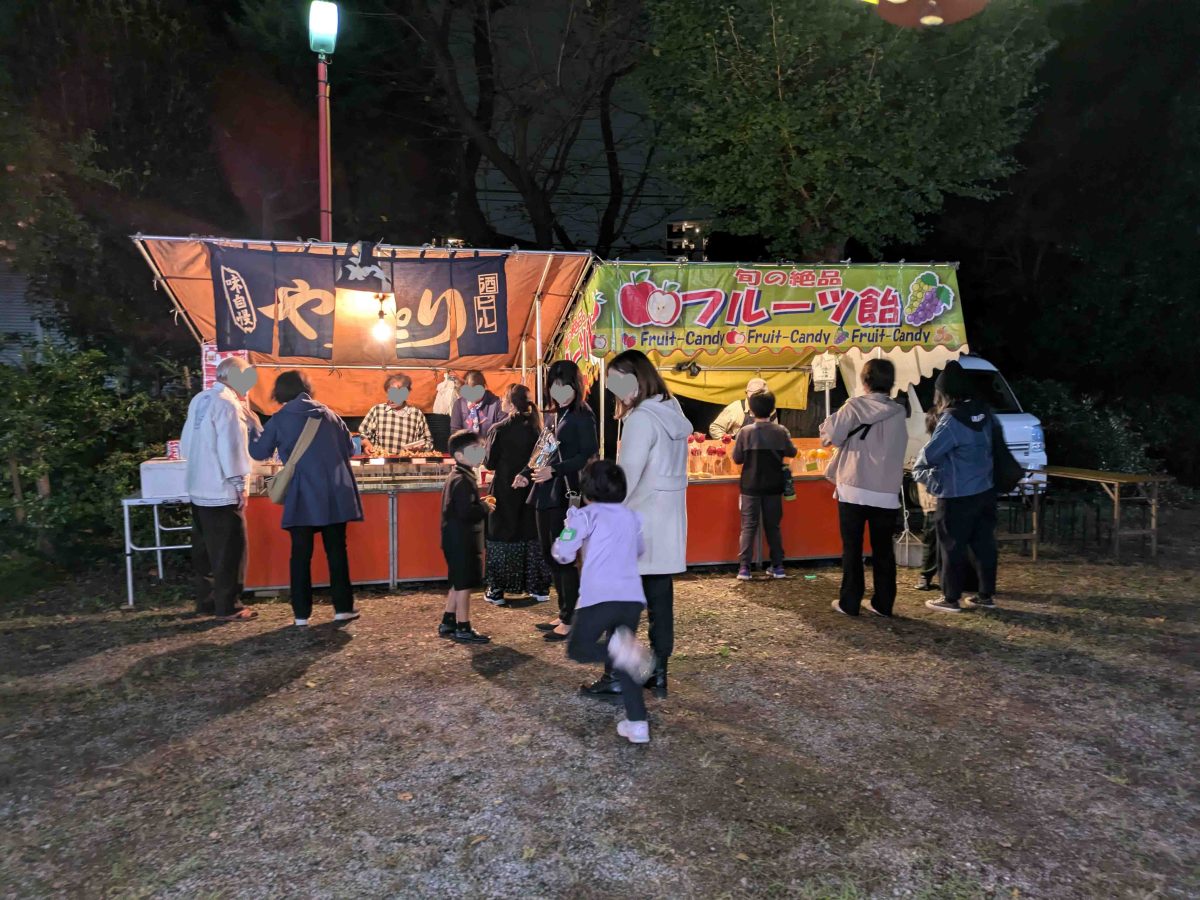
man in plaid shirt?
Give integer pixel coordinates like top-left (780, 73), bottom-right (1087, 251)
top-left (360, 373), bottom-right (433, 455)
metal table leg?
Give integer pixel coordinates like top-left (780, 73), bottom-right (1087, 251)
top-left (123, 502), bottom-right (135, 608)
top-left (153, 504), bottom-right (165, 580)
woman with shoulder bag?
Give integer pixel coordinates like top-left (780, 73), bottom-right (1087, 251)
top-left (513, 360), bottom-right (598, 641)
top-left (582, 349), bottom-right (690, 699)
top-left (249, 371), bottom-right (363, 627)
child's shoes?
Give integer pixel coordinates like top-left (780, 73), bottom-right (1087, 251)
top-left (617, 719), bottom-right (650, 744)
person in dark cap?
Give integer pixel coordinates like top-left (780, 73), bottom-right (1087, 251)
top-left (911, 360), bottom-right (998, 613)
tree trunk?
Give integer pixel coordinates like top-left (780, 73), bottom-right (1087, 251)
top-left (8, 458), bottom-right (25, 525)
top-left (34, 461), bottom-right (51, 557)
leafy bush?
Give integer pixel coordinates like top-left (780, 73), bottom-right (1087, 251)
top-left (1013, 378), bottom-right (1157, 475)
top-left (0, 345), bottom-right (187, 563)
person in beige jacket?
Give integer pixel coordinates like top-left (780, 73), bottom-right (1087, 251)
top-left (819, 359), bottom-right (908, 617)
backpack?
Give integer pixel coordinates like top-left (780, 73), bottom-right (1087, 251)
top-left (991, 416), bottom-right (1024, 494)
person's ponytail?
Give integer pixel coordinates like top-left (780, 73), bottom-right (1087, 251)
top-left (507, 384), bottom-right (542, 429)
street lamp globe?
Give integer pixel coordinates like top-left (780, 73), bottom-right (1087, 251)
top-left (308, 0), bottom-right (339, 56)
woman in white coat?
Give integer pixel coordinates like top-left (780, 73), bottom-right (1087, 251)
top-left (583, 349), bottom-right (690, 699)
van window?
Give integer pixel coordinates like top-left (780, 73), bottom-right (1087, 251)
top-left (916, 368), bottom-right (1022, 414)
top-left (968, 370), bottom-right (1021, 413)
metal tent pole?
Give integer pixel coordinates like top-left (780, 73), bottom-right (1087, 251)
top-left (599, 362), bottom-right (606, 460)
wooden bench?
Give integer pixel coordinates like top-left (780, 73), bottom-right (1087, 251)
top-left (1043, 466), bottom-right (1172, 560)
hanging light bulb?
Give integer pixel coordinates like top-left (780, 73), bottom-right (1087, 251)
top-left (371, 293), bottom-right (393, 344)
top-left (920, 1), bottom-right (945, 24)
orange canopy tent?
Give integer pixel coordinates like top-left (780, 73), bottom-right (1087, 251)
top-left (131, 235), bottom-right (593, 416)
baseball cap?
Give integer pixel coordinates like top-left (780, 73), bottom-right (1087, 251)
top-left (746, 377), bottom-right (769, 394)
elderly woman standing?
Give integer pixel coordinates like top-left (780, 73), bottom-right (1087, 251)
top-left (250, 370), bottom-right (363, 627)
top-left (583, 349), bottom-right (690, 699)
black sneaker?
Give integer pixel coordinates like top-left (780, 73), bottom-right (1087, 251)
top-left (963, 595), bottom-right (997, 609)
top-left (925, 597), bottom-right (963, 613)
top-left (580, 673), bottom-right (623, 698)
top-left (452, 627), bottom-right (491, 644)
top-left (438, 620), bottom-right (456, 638)
top-left (914, 578), bottom-right (938, 592)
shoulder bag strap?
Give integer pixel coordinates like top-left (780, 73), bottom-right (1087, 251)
top-left (281, 416), bottom-right (322, 475)
top-left (846, 422), bottom-right (874, 441)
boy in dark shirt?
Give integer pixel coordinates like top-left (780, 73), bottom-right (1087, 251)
top-left (731, 390), bottom-right (797, 581)
top-left (438, 430), bottom-right (496, 643)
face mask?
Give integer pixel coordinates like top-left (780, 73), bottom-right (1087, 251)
top-left (460, 445), bottom-right (486, 467)
top-left (607, 369), bottom-right (639, 405)
top-left (461, 384), bottom-right (486, 403)
top-left (549, 382), bottom-right (575, 406)
top-left (387, 386), bottom-right (410, 405)
top-left (225, 366), bottom-right (258, 396)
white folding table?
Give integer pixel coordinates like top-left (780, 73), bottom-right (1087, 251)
top-left (121, 493), bottom-right (192, 607)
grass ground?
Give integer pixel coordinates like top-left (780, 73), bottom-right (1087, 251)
top-left (0, 517), bottom-right (1197, 899)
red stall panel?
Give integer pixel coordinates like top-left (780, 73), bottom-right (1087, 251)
top-left (394, 489), bottom-right (448, 581)
top-left (685, 477), bottom-right (850, 565)
top-left (244, 492), bottom-right (392, 590)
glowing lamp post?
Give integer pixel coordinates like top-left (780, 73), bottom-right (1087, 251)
top-left (308, 1), bottom-right (338, 242)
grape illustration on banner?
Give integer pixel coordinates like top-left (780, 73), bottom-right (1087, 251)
top-left (904, 271), bottom-right (955, 326)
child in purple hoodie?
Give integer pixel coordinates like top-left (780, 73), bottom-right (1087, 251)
top-left (553, 460), bottom-right (655, 744)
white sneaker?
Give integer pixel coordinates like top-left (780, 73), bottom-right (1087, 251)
top-left (294, 619), bottom-right (309, 627)
top-left (333, 611), bottom-right (361, 622)
top-left (617, 720), bottom-right (650, 744)
top-left (608, 627), bottom-right (655, 682)
top-left (532, 594), bottom-right (551, 604)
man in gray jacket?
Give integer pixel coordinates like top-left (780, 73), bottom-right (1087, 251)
top-left (819, 359), bottom-right (908, 617)
top-left (179, 357), bottom-right (261, 621)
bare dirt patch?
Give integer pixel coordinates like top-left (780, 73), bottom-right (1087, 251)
top-left (1, 528), bottom-right (1197, 898)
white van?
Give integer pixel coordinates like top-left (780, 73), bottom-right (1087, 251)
top-left (904, 355), bottom-right (1047, 490)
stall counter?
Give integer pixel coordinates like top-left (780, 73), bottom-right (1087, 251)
top-left (685, 473), bottom-right (851, 564)
top-left (243, 473), bottom-right (855, 591)
top-left (244, 491), bottom-right (394, 591)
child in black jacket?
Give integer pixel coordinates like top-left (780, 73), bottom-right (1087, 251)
top-left (438, 430), bottom-right (496, 643)
top-left (731, 390), bottom-right (797, 580)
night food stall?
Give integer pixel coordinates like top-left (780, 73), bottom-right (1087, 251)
top-left (554, 261), bottom-right (968, 564)
top-left (131, 235), bottom-right (592, 590)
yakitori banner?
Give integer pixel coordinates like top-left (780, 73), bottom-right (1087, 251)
top-left (582, 263), bottom-right (966, 358)
top-left (209, 246), bottom-right (510, 361)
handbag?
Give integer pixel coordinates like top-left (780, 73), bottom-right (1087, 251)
top-left (265, 417), bottom-right (321, 504)
top-left (991, 416), bottom-right (1024, 495)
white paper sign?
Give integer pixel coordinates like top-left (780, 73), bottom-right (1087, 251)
top-left (812, 352), bottom-right (837, 391)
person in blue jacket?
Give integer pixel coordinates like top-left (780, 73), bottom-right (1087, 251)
top-left (249, 371), bottom-right (363, 627)
top-left (912, 361), bottom-right (998, 613)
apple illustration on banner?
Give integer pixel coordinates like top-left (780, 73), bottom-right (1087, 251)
top-left (618, 270), bottom-right (683, 327)
top-left (645, 287), bottom-right (682, 326)
top-left (621, 333), bottom-right (637, 349)
top-left (725, 330), bottom-right (747, 346)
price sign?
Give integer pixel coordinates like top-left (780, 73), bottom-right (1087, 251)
top-left (812, 352), bottom-right (837, 392)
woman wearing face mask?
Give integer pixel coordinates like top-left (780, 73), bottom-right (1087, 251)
top-left (583, 349), bottom-right (690, 698)
top-left (483, 384), bottom-right (551, 606)
top-left (514, 360), bottom-right (599, 641)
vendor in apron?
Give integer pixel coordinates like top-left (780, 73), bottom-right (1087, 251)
top-left (708, 377), bottom-right (777, 438)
